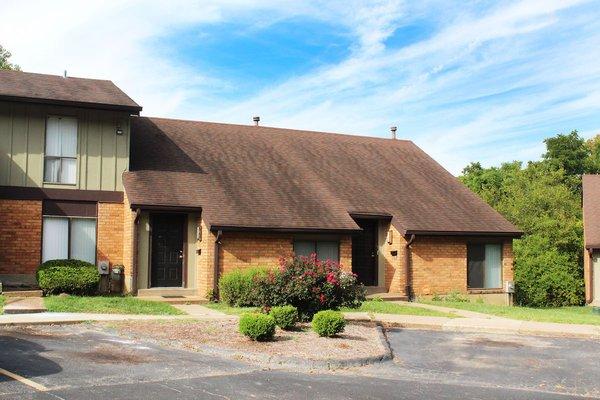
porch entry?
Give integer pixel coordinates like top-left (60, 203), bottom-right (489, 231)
top-left (352, 218), bottom-right (378, 286)
top-left (150, 213), bottom-right (185, 288)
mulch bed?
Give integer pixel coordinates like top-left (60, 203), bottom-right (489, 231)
top-left (102, 319), bottom-right (386, 362)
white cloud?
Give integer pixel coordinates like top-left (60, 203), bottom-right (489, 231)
top-left (1, 0), bottom-right (599, 174)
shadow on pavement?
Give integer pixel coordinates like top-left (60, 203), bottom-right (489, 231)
top-left (0, 335), bottom-right (62, 382)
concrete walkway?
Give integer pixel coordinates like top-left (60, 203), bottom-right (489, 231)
top-left (173, 304), bottom-right (238, 320)
top-left (387, 300), bottom-right (505, 319)
top-left (0, 312), bottom-right (191, 326)
top-left (343, 312), bottom-right (600, 339)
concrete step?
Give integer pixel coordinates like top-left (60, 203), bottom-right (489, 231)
top-left (137, 288), bottom-right (198, 297)
top-left (138, 296), bottom-right (207, 305)
top-left (366, 292), bottom-right (408, 301)
top-left (2, 290), bottom-right (43, 298)
top-left (3, 297), bottom-right (47, 314)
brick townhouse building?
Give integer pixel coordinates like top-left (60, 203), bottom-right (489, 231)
top-left (0, 70), bottom-right (521, 303)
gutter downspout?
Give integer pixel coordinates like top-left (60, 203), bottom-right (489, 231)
top-left (213, 230), bottom-right (223, 298)
top-left (132, 208), bottom-right (141, 295)
top-left (405, 234), bottom-right (416, 301)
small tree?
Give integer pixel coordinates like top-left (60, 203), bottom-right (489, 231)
top-left (0, 45), bottom-right (20, 71)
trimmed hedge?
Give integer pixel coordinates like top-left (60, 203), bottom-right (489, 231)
top-left (269, 305), bottom-right (298, 330)
top-left (312, 310), bottom-right (346, 337)
top-left (36, 259), bottom-right (100, 295)
top-left (219, 267), bottom-right (269, 307)
top-left (239, 313), bottom-right (276, 341)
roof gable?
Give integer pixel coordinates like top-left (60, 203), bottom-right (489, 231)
top-left (0, 70), bottom-right (141, 113)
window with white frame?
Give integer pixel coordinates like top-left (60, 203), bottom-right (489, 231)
top-left (467, 243), bottom-right (502, 289)
top-left (42, 217), bottom-right (96, 264)
top-left (44, 116), bottom-right (77, 184)
top-left (293, 240), bottom-right (339, 262)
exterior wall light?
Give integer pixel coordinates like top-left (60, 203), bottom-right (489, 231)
top-left (116, 126), bottom-right (123, 135)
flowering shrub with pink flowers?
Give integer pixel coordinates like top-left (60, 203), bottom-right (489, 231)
top-left (254, 255), bottom-right (366, 320)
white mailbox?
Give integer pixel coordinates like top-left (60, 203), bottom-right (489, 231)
top-left (97, 260), bottom-right (110, 275)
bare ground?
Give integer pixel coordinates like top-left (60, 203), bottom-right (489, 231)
top-left (100, 319), bottom-right (387, 362)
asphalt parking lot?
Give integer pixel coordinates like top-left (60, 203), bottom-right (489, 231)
top-left (0, 324), bottom-right (598, 399)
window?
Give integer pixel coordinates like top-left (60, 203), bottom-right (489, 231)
top-left (44, 116), bottom-right (77, 184)
top-left (293, 240), bottom-right (339, 262)
top-left (467, 243), bottom-right (502, 289)
top-left (42, 217), bottom-right (96, 264)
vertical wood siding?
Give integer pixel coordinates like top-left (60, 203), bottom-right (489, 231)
top-left (0, 101), bottom-right (130, 191)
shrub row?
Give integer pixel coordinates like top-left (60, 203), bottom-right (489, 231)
top-left (239, 307), bottom-right (345, 341)
top-left (220, 256), bottom-right (365, 320)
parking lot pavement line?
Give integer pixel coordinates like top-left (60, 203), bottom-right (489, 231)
top-left (0, 368), bottom-right (48, 392)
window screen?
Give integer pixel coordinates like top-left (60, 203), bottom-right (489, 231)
top-left (42, 217), bottom-right (96, 264)
top-left (467, 243), bottom-right (502, 289)
top-left (42, 217), bottom-right (68, 262)
top-left (44, 116), bottom-right (77, 184)
top-left (293, 240), bottom-right (339, 262)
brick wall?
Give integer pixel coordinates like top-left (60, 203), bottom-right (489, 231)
top-left (411, 236), bottom-right (468, 295)
top-left (121, 193), bottom-right (135, 283)
top-left (382, 226), bottom-right (515, 296)
top-left (196, 218), bottom-right (217, 298)
top-left (219, 232), bottom-right (294, 274)
top-left (192, 223), bottom-right (354, 298)
top-left (97, 202), bottom-right (124, 267)
top-left (382, 225), bottom-right (407, 294)
top-left (0, 199), bottom-right (42, 276)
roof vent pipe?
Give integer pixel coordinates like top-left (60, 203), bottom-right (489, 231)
top-left (253, 116), bottom-right (260, 126)
top-left (63, 70), bottom-right (67, 78)
top-left (390, 126), bottom-right (397, 140)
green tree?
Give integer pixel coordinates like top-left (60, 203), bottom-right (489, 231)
top-left (0, 45), bottom-right (20, 71)
top-left (543, 130), bottom-right (588, 176)
top-left (585, 134), bottom-right (600, 174)
top-left (461, 146), bottom-right (584, 306)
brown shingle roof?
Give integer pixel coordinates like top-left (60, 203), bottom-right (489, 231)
top-left (0, 70), bottom-right (141, 113)
top-left (124, 117), bottom-right (521, 236)
top-left (583, 175), bottom-right (600, 248)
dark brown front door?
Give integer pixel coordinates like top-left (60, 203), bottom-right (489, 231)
top-left (151, 214), bottom-right (185, 287)
top-left (352, 219), bottom-right (378, 286)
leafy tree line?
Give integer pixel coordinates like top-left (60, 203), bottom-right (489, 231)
top-left (461, 130), bottom-right (600, 307)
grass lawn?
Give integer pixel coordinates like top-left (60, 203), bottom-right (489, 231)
top-left (422, 300), bottom-right (600, 326)
top-left (206, 300), bottom-right (456, 318)
top-left (341, 300), bottom-right (458, 317)
top-left (44, 295), bottom-right (185, 315)
top-left (204, 302), bottom-right (260, 315)
top-left (0, 295), bottom-right (4, 314)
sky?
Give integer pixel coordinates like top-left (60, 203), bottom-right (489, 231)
top-left (1, 0), bottom-right (600, 174)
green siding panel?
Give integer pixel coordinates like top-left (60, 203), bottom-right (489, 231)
top-left (0, 103), bottom-right (129, 191)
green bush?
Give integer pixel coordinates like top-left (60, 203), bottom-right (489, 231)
top-left (36, 259), bottom-right (100, 295)
top-left (219, 267), bottom-right (269, 307)
top-left (312, 310), bottom-right (346, 337)
top-left (254, 256), bottom-right (366, 320)
top-left (514, 235), bottom-right (584, 307)
top-left (269, 305), bottom-right (298, 330)
top-left (239, 313), bottom-right (276, 341)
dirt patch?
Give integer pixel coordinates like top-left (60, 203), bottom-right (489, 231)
top-left (101, 320), bottom-right (386, 363)
top-left (70, 344), bottom-right (154, 364)
top-left (466, 338), bottom-right (524, 348)
top-left (1, 325), bottom-right (76, 339)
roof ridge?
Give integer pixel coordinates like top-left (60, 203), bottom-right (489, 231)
top-left (0, 69), bottom-right (113, 83)
top-left (137, 115), bottom-right (414, 144)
